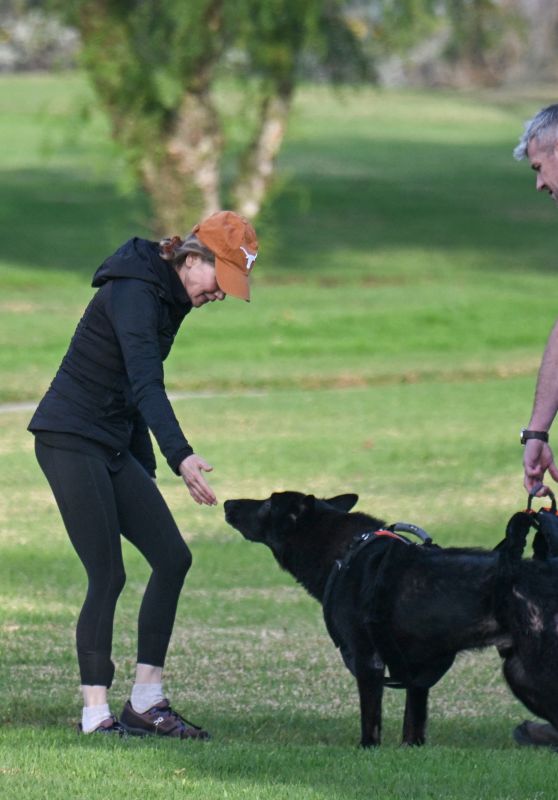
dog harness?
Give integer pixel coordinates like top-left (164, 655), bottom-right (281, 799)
top-left (323, 489), bottom-right (558, 693)
top-left (495, 485), bottom-right (558, 561)
top-left (322, 522), bottom-right (440, 689)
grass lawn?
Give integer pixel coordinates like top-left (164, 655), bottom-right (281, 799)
top-left (2, 73), bottom-right (558, 798)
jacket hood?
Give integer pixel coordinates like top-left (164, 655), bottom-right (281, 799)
top-left (92, 238), bottom-right (190, 308)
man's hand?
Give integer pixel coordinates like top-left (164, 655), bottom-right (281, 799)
top-left (179, 454), bottom-right (217, 506)
top-left (523, 439), bottom-right (558, 495)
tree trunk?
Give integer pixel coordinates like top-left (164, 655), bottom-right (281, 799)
top-left (140, 90), bottom-right (223, 235)
top-left (232, 87), bottom-right (293, 219)
top-left (515, 0), bottom-right (558, 79)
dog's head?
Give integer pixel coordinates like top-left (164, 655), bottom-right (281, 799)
top-left (224, 491), bottom-right (358, 558)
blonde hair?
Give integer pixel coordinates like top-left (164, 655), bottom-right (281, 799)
top-left (158, 234), bottom-right (215, 266)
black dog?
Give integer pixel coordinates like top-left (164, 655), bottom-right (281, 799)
top-left (224, 491), bottom-right (558, 747)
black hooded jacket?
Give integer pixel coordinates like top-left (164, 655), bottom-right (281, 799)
top-left (28, 238), bottom-right (194, 476)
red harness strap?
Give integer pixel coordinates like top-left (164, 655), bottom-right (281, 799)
top-left (374, 529), bottom-right (409, 543)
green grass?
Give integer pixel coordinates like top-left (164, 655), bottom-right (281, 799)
top-left (3, 382), bottom-right (558, 799)
top-left (1, 76), bottom-right (558, 402)
top-left (2, 73), bottom-right (558, 798)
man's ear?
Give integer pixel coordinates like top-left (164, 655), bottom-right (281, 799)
top-left (325, 494), bottom-right (358, 512)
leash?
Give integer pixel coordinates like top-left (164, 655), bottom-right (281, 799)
top-left (497, 485), bottom-right (558, 561)
top-left (527, 486), bottom-right (558, 559)
top-left (526, 483), bottom-right (557, 513)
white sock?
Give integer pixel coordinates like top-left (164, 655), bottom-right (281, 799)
top-left (131, 682), bottom-right (165, 713)
top-left (81, 703), bottom-right (112, 733)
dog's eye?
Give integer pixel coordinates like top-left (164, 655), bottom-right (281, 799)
top-left (257, 500), bottom-right (271, 520)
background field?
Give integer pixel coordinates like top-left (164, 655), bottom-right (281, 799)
top-left (2, 74), bottom-right (558, 798)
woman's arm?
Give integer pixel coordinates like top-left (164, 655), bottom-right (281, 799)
top-left (110, 279), bottom-right (193, 472)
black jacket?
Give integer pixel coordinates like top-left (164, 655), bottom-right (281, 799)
top-left (29, 238), bottom-right (194, 476)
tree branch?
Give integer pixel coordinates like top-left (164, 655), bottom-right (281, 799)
top-left (232, 84), bottom-right (293, 219)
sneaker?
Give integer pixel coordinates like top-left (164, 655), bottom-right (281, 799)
top-left (77, 715), bottom-right (127, 736)
top-left (513, 720), bottom-right (558, 748)
top-left (120, 699), bottom-right (210, 740)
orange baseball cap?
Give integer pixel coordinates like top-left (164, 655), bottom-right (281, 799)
top-left (191, 210), bottom-right (259, 301)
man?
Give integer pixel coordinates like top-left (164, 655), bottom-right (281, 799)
top-left (513, 103), bottom-right (558, 748)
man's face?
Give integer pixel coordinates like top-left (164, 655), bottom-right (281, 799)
top-left (528, 137), bottom-right (558, 205)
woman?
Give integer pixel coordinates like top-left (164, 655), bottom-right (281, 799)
top-left (29, 210), bottom-right (259, 737)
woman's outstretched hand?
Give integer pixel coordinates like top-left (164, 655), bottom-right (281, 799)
top-left (179, 454), bottom-right (217, 506)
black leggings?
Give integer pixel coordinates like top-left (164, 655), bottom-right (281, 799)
top-left (35, 440), bottom-right (192, 688)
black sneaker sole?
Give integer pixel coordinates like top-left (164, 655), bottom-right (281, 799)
top-left (119, 723), bottom-right (151, 737)
top-left (77, 723), bottom-right (127, 737)
top-left (120, 721), bottom-right (210, 740)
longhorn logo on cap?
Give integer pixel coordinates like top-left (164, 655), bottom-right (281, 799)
top-left (240, 246), bottom-right (258, 271)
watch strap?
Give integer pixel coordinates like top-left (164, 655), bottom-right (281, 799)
top-left (520, 429), bottom-right (549, 445)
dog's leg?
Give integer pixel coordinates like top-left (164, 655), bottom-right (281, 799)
top-left (355, 668), bottom-right (384, 748)
top-left (401, 687), bottom-right (429, 746)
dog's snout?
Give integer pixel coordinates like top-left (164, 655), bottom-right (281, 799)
top-left (223, 498), bottom-right (266, 541)
top-left (223, 500), bottom-right (234, 521)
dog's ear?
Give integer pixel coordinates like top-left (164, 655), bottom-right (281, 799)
top-left (288, 494), bottom-right (316, 524)
top-left (324, 494), bottom-right (358, 513)
top-left (270, 492), bottom-right (316, 537)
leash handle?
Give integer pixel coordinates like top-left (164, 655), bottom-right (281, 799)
top-left (390, 522), bottom-right (433, 545)
top-left (527, 484), bottom-right (557, 513)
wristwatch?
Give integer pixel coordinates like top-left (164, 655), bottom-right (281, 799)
top-left (520, 428), bottom-right (549, 445)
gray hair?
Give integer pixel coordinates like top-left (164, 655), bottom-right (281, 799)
top-left (159, 233), bottom-right (214, 266)
top-left (513, 104), bottom-right (558, 160)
